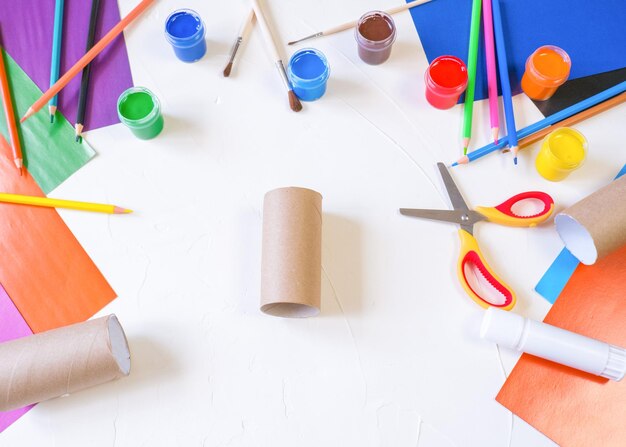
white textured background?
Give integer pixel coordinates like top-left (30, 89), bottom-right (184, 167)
top-left (2, 0), bottom-right (625, 446)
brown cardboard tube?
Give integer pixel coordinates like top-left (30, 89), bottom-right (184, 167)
top-left (261, 187), bottom-right (323, 318)
top-left (555, 175), bottom-right (626, 264)
top-left (0, 315), bottom-right (130, 412)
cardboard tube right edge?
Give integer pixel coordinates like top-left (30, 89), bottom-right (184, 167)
top-left (0, 315), bottom-right (130, 412)
top-left (556, 176), bottom-right (626, 264)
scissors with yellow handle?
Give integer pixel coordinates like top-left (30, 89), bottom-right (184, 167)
top-left (400, 163), bottom-right (554, 310)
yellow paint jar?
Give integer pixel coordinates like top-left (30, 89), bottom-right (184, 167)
top-left (535, 128), bottom-right (587, 181)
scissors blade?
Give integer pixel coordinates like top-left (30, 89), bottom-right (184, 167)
top-left (437, 162), bottom-right (470, 212)
top-left (400, 208), bottom-right (485, 226)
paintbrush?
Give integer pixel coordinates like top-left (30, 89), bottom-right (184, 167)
top-left (223, 9), bottom-right (255, 77)
top-left (251, 0), bottom-right (301, 112)
top-left (288, 0), bottom-right (432, 46)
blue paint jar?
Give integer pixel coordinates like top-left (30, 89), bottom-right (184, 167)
top-left (164, 9), bottom-right (207, 63)
top-left (287, 48), bottom-right (330, 102)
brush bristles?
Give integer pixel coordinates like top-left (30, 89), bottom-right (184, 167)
top-left (223, 62), bottom-right (233, 77)
top-left (288, 90), bottom-right (302, 112)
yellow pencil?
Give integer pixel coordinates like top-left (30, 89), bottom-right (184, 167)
top-left (0, 192), bottom-right (132, 214)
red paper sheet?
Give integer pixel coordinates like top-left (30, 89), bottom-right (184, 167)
top-left (497, 244), bottom-right (626, 447)
top-left (0, 136), bottom-right (116, 333)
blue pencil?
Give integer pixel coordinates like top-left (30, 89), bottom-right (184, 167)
top-left (491, 0), bottom-right (518, 164)
top-left (452, 80), bottom-right (626, 166)
top-left (49, 0), bottom-right (64, 123)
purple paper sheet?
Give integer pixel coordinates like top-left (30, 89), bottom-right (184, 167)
top-left (0, 0), bottom-right (133, 131)
top-left (0, 283), bottom-right (35, 433)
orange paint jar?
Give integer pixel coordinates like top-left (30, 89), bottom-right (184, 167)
top-left (521, 46), bottom-right (571, 101)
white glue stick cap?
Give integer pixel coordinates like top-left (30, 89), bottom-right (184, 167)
top-left (480, 307), bottom-right (626, 381)
top-left (480, 307), bottom-right (525, 349)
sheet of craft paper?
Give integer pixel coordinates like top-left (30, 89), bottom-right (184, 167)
top-left (0, 283), bottom-right (35, 433)
top-left (534, 248), bottom-right (579, 304)
top-left (0, 135), bottom-right (116, 333)
top-left (497, 244), bottom-right (626, 447)
top-left (407, 0), bottom-right (626, 101)
top-left (0, 0), bottom-right (133, 131)
top-left (0, 50), bottom-right (95, 194)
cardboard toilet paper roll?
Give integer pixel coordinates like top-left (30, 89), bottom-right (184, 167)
top-left (261, 187), bottom-right (322, 317)
top-left (0, 315), bottom-right (130, 412)
top-left (555, 175), bottom-right (626, 264)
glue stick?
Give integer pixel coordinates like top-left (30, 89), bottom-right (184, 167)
top-left (480, 307), bottom-right (626, 381)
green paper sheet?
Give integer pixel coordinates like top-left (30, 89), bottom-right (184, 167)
top-left (0, 50), bottom-right (95, 194)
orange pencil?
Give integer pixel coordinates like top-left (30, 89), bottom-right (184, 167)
top-left (21, 0), bottom-right (155, 123)
top-left (515, 91), bottom-right (626, 148)
top-left (0, 33), bottom-right (23, 174)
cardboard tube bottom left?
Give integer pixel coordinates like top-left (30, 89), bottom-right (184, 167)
top-left (0, 315), bottom-right (131, 412)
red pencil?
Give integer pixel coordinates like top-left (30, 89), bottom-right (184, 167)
top-left (0, 32), bottom-right (23, 174)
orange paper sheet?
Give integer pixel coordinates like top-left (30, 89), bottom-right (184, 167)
top-left (0, 136), bottom-right (115, 333)
top-left (497, 244), bottom-right (626, 447)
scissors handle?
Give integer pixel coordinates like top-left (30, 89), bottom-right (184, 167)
top-left (474, 191), bottom-right (554, 227)
top-left (456, 229), bottom-right (516, 310)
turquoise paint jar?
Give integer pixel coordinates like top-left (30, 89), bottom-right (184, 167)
top-left (287, 48), bottom-right (330, 102)
top-left (117, 87), bottom-right (164, 140)
top-left (164, 9), bottom-right (207, 63)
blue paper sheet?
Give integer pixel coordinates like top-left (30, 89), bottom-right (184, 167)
top-left (407, 0), bottom-right (626, 101)
top-left (534, 249), bottom-right (579, 304)
top-left (535, 165), bottom-right (626, 303)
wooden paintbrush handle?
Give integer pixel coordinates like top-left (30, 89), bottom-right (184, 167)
top-left (251, 0), bottom-right (281, 62)
top-left (322, 0), bottom-right (432, 38)
top-left (386, 0), bottom-right (431, 15)
top-left (240, 8), bottom-right (255, 40)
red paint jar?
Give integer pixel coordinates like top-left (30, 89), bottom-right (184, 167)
top-left (424, 55), bottom-right (468, 109)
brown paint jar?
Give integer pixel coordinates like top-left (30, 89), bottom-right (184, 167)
top-left (355, 11), bottom-right (397, 65)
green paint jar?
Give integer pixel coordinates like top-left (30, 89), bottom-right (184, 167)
top-left (117, 87), bottom-right (164, 140)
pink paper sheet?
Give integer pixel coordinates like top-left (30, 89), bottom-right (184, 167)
top-left (0, 283), bottom-right (35, 432)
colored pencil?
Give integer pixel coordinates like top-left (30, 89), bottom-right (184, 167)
top-left (223, 8), bottom-right (255, 77)
top-left (287, 0), bottom-right (432, 46)
top-left (251, 0), bottom-right (302, 112)
top-left (0, 33), bottom-right (24, 174)
top-left (461, 0), bottom-right (482, 154)
top-left (491, 0), bottom-right (518, 164)
top-left (75, 0), bottom-right (101, 142)
top-left (49, 0), bottom-right (64, 123)
top-left (482, 0), bottom-right (499, 143)
top-left (452, 83), bottom-right (626, 166)
top-left (0, 192), bottom-right (132, 214)
top-left (21, 0), bottom-right (155, 123)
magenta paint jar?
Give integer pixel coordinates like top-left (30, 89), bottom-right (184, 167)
top-left (354, 11), bottom-right (397, 65)
top-left (424, 55), bottom-right (468, 109)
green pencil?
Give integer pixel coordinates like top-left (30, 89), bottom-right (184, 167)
top-left (462, 0), bottom-right (482, 154)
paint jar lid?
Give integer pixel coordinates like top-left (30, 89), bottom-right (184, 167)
top-left (355, 11), bottom-right (397, 49)
top-left (525, 45), bottom-right (571, 87)
top-left (117, 87), bottom-right (162, 129)
top-left (287, 48), bottom-right (330, 86)
top-left (164, 9), bottom-right (206, 48)
top-left (425, 55), bottom-right (468, 95)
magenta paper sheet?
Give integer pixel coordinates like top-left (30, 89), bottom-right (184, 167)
top-left (0, 283), bottom-right (35, 433)
top-left (0, 0), bottom-right (133, 131)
